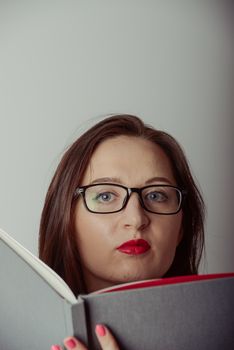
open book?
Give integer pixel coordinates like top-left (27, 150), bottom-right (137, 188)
top-left (1, 227), bottom-right (234, 350)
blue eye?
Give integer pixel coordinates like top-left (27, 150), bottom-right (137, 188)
top-left (95, 192), bottom-right (115, 202)
top-left (146, 191), bottom-right (167, 202)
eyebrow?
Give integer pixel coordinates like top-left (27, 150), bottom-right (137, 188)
top-left (90, 177), bottom-right (122, 184)
top-left (90, 176), bottom-right (173, 185)
top-left (145, 177), bottom-right (172, 185)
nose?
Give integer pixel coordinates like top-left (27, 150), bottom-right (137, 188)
top-left (122, 193), bottom-right (150, 230)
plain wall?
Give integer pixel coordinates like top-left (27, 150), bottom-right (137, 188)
top-left (0, 0), bottom-right (233, 273)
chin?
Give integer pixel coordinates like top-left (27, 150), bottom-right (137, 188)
top-left (114, 271), bottom-right (158, 284)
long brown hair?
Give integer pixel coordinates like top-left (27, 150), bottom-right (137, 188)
top-left (39, 114), bottom-right (205, 296)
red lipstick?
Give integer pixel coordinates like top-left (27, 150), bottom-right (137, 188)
top-left (117, 239), bottom-right (150, 255)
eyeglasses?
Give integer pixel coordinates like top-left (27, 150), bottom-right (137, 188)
top-left (74, 183), bottom-right (186, 215)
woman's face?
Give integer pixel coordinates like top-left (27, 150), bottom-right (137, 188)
top-left (74, 136), bottom-right (183, 292)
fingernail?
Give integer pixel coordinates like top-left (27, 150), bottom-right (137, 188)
top-left (95, 324), bottom-right (106, 337)
top-left (64, 338), bottom-right (76, 349)
top-left (51, 346), bottom-right (61, 350)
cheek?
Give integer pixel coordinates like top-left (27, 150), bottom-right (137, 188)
top-left (74, 204), bottom-right (114, 262)
top-left (153, 214), bottom-right (183, 251)
top-left (149, 214), bottom-right (183, 276)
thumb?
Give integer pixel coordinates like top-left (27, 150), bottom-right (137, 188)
top-left (95, 324), bottom-right (120, 350)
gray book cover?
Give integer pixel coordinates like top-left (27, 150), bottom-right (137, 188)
top-left (75, 276), bottom-right (234, 349)
top-left (1, 229), bottom-right (234, 350)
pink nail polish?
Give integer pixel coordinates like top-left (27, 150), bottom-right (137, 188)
top-left (95, 324), bottom-right (106, 337)
top-left (51, 345), bottom-right (61, 350)
top-left (64, 338), bottom-right (76, 349)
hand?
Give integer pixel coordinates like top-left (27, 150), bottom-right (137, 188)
top-left (51, 324), bottom-right (120, 350)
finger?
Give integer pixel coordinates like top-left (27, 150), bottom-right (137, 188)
top-left (63, 336), bottom-right (88, 350)
top-left (95, 324), bottom-right (120, 350)
top-left (51, 345), bottom-right (63, 350)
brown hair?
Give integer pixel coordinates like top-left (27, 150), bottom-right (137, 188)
top-left (39, 114), bottom-right (205, 296)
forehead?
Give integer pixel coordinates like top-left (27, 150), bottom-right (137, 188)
top-left (81, 136), bottom-right (176, 185)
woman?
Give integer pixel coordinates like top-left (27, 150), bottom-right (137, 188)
top-left (39, 114), bottom-right (205, 350)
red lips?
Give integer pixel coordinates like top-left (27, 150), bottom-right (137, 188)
top-left (117, 239), bottom-right (150, 255)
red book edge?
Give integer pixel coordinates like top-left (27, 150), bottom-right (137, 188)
top-left (99, 273), bottom-right (234, 294)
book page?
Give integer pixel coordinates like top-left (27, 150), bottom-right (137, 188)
top-left (93, 273), bottom-right (234, 294)
top-left (0, 228), bottom-right (77, 304)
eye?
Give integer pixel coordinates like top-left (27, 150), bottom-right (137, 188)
top-left (95, 192), bottom-right (116, 203)
top-left (145, 191), bottom-right (168, 202)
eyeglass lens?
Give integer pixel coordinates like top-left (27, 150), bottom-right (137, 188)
top-left (84, 184), bottom-right (181, 214)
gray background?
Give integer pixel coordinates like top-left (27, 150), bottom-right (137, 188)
top-left (0, 0), bottom-right (233, 273)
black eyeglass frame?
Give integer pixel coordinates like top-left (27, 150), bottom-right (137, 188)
top-left (74, 183), bottom-right (187, 215)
